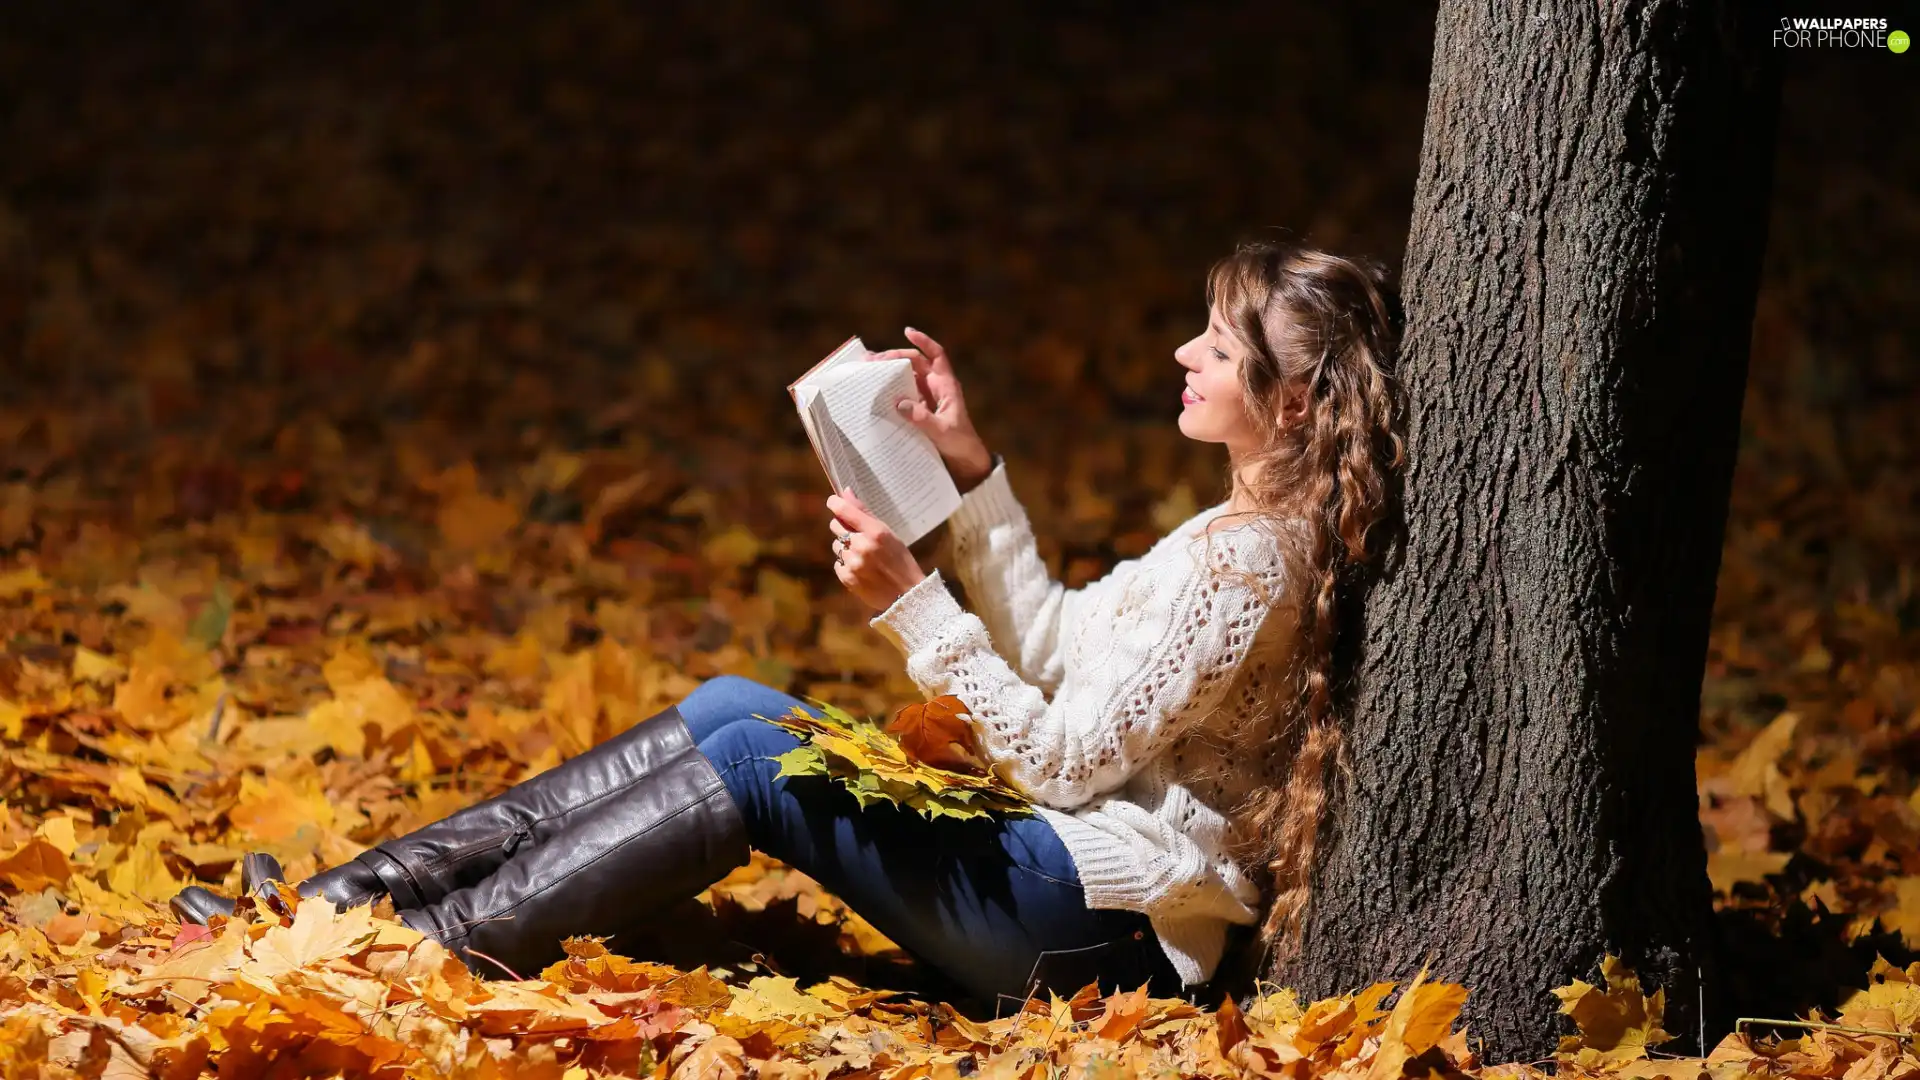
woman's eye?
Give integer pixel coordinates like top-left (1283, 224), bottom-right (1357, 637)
top-left (1211, 348), bottom-right (1229, 361)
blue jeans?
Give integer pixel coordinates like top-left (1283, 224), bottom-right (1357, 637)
top-left (676, 675), bottom-right (1183, 1008)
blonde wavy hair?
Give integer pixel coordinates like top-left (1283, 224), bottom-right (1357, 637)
top-left (1197, 236), bottom-right (1408, 963)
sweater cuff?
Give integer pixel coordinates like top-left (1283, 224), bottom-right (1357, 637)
top-left (1045, 812), bottom-right (1154, 907)
top-left (1150, 914), bottom-right (1226, 987)
top-left (869, 569), bottom-right (969, 658)
top-left (946, 453), bottom-right (1024, 540)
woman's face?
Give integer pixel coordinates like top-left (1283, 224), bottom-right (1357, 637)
top-left (1175, 305), bottom-right (1262, 453)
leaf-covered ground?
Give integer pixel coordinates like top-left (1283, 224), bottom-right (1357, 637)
top-left (1, 4), bottom-right (1915, 1076)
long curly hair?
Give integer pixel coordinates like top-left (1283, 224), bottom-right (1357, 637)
top-left (1197, 236), bottom-right (1408, 962)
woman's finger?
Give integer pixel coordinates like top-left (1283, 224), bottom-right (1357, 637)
top-left (904, 327), bottom-right (948, 370)
top-left (872, 347), bottom-right (932, 383)
top-left (896, 397), bottom-right (934, 425)
top-left (827, 491), bottom-right (882, 537)
top-left (825, 497), bottom-right (864, 536)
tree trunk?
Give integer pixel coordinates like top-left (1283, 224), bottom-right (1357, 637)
top-left (1273, 0), bottom-right (1784, 1061)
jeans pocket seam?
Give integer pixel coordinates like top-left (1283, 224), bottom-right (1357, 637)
top-left (1009, 862), bottom-right (1080, 889)
top-left (1006, 830), bottom-right (1078, 889)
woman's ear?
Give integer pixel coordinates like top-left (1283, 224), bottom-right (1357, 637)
top-left (1280, 379), bottom-right (1313, 428)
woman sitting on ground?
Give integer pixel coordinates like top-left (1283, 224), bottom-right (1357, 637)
top-left (173, 237), bottom-right (1408, 1010)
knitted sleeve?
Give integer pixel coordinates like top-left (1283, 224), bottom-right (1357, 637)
top-left (943, 454), bottom-right (1118, 699)
top-left (870, 529), bottom-right (1286, 810)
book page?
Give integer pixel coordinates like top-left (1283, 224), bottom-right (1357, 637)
top-left (812, 358), bottom-right (961, 544)
top-left (789, 336), bottom-right (867, 401)
top-left (792, 338), bottom-right (869, 496)
top-left (805, 391), bottom-right (853, 494)
top-left (795, 385), bottom-right (828, 482)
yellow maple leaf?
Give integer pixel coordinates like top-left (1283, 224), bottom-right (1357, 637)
top-left (298, 669), bottom-right (416, 760)
top-left (107, 767), bottom-right (189, 827)
top-left (322, 640), bottom-right (385, 691)
top-left (35, 815), bottom-right (79, 856)
top-left (702, 524), bottom-right (762, 571)
top-left (132, 627), bottom-right (218, 686)
top-left (485, 631), bottom-right (547, 682)
top-left (1552, 954), bottom-right (1674, 1069)
top-left (1723, 711), bottom-right (1800, 820)
top-left (755, 567), bottom-right (813, 634)
top-left (133, 921), bottom-right (252, 1002)
top-left (438, 489), bottom-right (520, 551)
top-left (72, 647), bottom-right (127, 684)
top-left (228, 773), bottom-right (338, 844)
top-left (672, 1034), bottom-right (746, 1080)
top-left (0, 565), bottom-right (48, 598)
top-left (467, 982), bottom-right (621, 1035)
top-left (1706, 848), bottom-right (1791, 895)
top-left (1293, 990), bottom-right (1360, 1053)
top-left (112, 663), bottom-right (180, 732)
top-left (245, 897), bottom-right (381, 983)
top-left (726, 975), bottom-right (838, 1023)
top-left (397, 734), bottom-right (437, 784)
top-left (62, 874), bottom-right (160, 926)
top-left (0, 837), bottom-right (72, 891)
top-left (1839, 955), bottom-right (1920, 1030)
top-left (303, 698), bottom-right (372, 759)
top-left (105, 841), bottom-right (183, 905)
top-left (1365, 969), bottom-right (1470, 1080)
top-left (1878, 877), bottom-right (1920, 948)
top-left (98, 582), bottom-right (188, 633)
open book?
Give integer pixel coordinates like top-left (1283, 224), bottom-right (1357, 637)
top-left (789, 337), bottom-right (962, 546)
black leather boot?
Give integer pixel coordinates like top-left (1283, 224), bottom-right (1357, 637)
top-left (171, 705), bottom-right (710, 925)
top-left (351, 704), bottom-right (718, 910)
top-left (171, 848), bottom-right (405, 925)
top-left (170, 853), bottom-right (312, 924)
top-left (396, 717), bottom-right (749, 979)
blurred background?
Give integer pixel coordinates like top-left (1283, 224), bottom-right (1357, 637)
top-left (0, 0), bottom-right (1914, 1000)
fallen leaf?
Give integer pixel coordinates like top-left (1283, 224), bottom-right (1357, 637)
top-left (73, 647), bottom-right (128, 684)
top-left (0, 838), bottom-right (72, 891)
top-left (247, 897), bottom-right (380, 981)
top-left (1552, 955), bottom-right (1674, 1069)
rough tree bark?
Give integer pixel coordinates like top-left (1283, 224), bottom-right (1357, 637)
top-left (1271, 0), bottom-right (1784, 1061)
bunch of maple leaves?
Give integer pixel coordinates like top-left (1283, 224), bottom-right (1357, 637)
top-left (762, 696), bottom-right (1033, 821)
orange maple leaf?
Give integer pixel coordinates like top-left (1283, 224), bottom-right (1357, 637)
top-left (884, 695), bottom-right (988, 774)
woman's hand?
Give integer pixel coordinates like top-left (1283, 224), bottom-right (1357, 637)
top-left (871, 328), bottom-right (993, 485)
top-left (827, 487), bottom-right (927, 612)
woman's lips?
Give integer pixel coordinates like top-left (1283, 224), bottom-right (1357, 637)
top-left (1182, 387), bottom-right (1203, 406)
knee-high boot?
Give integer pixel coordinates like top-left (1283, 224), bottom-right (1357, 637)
top-left (171, 704), bottom-right (718, 924)
top-left (396, 722), bottom-right (749, 978)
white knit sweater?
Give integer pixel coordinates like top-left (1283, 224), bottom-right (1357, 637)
top-left (869, 455), bottom-right (1303, 985)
